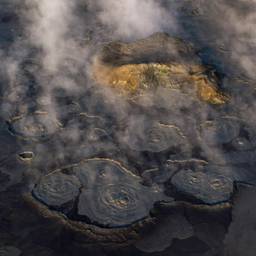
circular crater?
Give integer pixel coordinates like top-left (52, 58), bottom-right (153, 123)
top-left (31, 159), bottom-right (169, 232)
top-left (230, 125), bottom-right (256, 151)
top-left (223, 124), bottom-right (256, 164)
top-left (7, 112), bottom-right (62, 141)
top-left (121, 119), bottom-right (190, 153)
top-left (170, 167), bottom-right (234, 205)
top-left (199, 117), bottom-right (256, 164)
top-left (33, 172), bottom-right (81, 209)
top-left (199, 117), bottom-right (241, 146)
top-left (78, 183), bottom-right (160, 227)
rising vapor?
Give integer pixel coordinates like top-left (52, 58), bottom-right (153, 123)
top-left (87, 0), bottom-right (177, 39)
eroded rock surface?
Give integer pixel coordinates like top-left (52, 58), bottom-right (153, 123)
top-left (1, 3), bottom-right (256, 254)
top-left (92, 33), bottom-right (229, 105)
top-left (31, 158), bottom-right (170, 233)
top-left (7, 112), bottom-right (61, 141)
top-left (33, 172), bottom-right (81, 209)
top-left (135, 214), bottom-right (194, 253)
top-left (225, 187), bottom-right (256, 256)
top-left (199, 117), bottom-right (256, 165)
top-left (121, 118), bottom-right (190, 153)
top-left (171, 168), bottom-right (233, 204)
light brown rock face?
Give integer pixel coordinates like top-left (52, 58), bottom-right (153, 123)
top-left (92, 33), bottom-right (229, 105)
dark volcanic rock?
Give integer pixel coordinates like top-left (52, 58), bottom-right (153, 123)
top-left (135, 213), bottom-right (194, 253)
top-left (171, 168), bottom-right (234, 205)
top-left (78, 183), bottom-right (160, 228)
top-left (1, 2), bottom-right (256, 253)
top-left (18, 151), bottom-right (34, 161)
top-left (199, 117), bottom-right (241, 146)
top-left (7, 112), bottom-right (61, 141)
top-left (29, 158), bottom-right (171, 243)
top-left (99, 32), bottom-right (196, 66)
top-left (225, 187), bottom-right (256, 256)
top-left (33, 172), bottom-right (81, 209)
top-left (74, 159), bottom-right (168, 227)
top-left (121, 117), bottom-right (190, 154)
top-left (199, 117), bottom-right (256, 165)
top-left (0, 246), bottom-right (21, 256)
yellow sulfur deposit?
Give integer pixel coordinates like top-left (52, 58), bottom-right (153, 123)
top-left (92, 61), bottom-right (229, 105)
